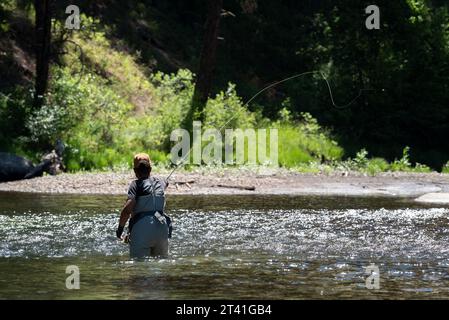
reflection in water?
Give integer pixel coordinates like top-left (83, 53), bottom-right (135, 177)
top-left (1, 192), bottom-right (449, 299)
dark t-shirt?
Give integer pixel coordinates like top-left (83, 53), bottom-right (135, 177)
top-left (127, 176), bottom-right (167, 200)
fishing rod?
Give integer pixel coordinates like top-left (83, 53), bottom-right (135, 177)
top-left (165, 70), bottom-right (373, 181)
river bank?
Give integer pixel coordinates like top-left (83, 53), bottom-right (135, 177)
top-left (1, 168), bottom-right (449, 198)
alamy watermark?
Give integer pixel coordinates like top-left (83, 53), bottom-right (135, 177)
top-left (365, 5), bottom-right (380, 30)
top-left (170, 121), bottom-right (278, 166)
top-left (65, 5), bottom-right (81, 30)
top-left (364, 264), bottom-right (380, 290)
top-left (65, 265), bottom-right (80, 289)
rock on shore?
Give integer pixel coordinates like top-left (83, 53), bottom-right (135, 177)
top-left (415, 193), bottom-right (449, 204)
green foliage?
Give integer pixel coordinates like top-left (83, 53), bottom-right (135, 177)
top-left (25, 99), bottom-right (71, 145)
top-left (51, 66), bottom-right (171, 171)
top-left (278, 125), bottom-right (315, 166)
top-left (29, 64), bottom-right (261, 170)
top-left (407, 0), bottom-right (430, 23)
top-left (44, 67), bottom-right (132, 170)
top-left (442, 162), bottom-right (449, 174)
top-left (412, 163), bottom-right (432, 173)
top-left (150, 69), bottom-right (194, 150)
top-left (277, 111), bottom-right (344, 167)
top-left (364, 158), bottom-right (391, 175)
top-left (204, 83), bottom-right (256, 130)
top-left (339, 149), bottom-right (389, 175)
top-left (65, 16), bottom-right (156, 114)
top-left (277, 103), bottom-right (292, 123)
top-left (0, 89), bottom-right (32, 152)
top-left (353, 149), bottom-right (369, 169)
top-left (0, 0), bottom-right (14, 28)
top-left (390, 146), bottom-right (412, 172)
top-left (26, 20), bottom-right (175, 171)
top-left (2, 4), bottom-right (448, 175)
top-left (349, 146), bottom-right (432, 174)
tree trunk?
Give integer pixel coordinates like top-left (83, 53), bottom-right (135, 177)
top-left (34, 0), bottom-right (52, 109)
top-left (191, 0), bottom-right (223, 122)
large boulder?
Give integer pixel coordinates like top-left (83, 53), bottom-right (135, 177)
top-left (0, 152), bottom-right (35, 182)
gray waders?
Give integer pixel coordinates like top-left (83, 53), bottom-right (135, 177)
top-left (129, 184), bottom-right (169, 258)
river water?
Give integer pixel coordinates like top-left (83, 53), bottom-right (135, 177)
top-left (1, 192), bottom-right (449, 299)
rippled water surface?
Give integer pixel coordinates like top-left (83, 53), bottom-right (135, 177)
top-left (1, 192), bottom-right (449, 299)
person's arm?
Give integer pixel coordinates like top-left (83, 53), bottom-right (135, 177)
top-left (116, 181), bottom-right (138, 239)
top-left (116, 199), bottom-right (136, 239)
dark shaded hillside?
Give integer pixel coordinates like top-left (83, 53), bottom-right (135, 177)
top-left (1, 0), bottom-right (448, 170)
top-left (0, 10), bottom-right (35, 90)
top-left (78, 0), bottom-right (449, 168)
top-left (82, 0), bottom-right (204, 73)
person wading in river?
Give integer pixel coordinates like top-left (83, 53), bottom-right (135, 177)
top-left (116, 153), bottom-right (171, 258)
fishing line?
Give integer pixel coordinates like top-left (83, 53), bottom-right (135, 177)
top-left (166, 70), bottom-right (373, 181)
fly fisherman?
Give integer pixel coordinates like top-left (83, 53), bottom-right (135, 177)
top-left (116, 153), bottom-right (172, 258)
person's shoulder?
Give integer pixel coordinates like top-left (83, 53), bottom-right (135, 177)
top-left (151, 176), bottom-right (164, 182)
top-left (152, 176), bottom-right (167, 188)
top-left (128, 179), bottom-right (139, 188)
top-left (127, 179), bottom-right (140, 199)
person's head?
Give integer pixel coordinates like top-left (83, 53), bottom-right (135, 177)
top-left (133, 153), bottom-right (152, 179)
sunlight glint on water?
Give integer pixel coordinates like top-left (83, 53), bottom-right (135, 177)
top-left (1, 193), bottom-right (449, 299)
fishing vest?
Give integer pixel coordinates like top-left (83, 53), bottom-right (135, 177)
top-left (133, 178), bottom-right (166, 215)
top-left (129, 177), bottom-right (173, 238)
top-left (133, 193), bottom-right (166, 214)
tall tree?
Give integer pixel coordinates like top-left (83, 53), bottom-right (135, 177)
top-left (34, 0), bottom-right (52, 109)
top-left (191, 0), bottom-right (223, 122)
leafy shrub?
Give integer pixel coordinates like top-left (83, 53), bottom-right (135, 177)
top-left (204, 83), bottom-right (256, 130)
top-left (150, 69), bottom-right (194, 151)
top-left (352, 149), bottom-right (369, 169)
top-left (26, 103), bottom-right (68, 145)
top-left (442, 162), bottom-right (449, 173)
top-left (365, 158), bottom-right (390, 175)
top-left (277, 111), bottom-right (343, 167)
top-left (389, 146), bottom-right (431, 172)
top-left (0, 88), bottom-right (33, 153)
top-left (412, 163), bottom-right (432, 173)
top-left (342, 149), bottom-right (388, 175)
top-left (390, 146), bottom-right (412, 171)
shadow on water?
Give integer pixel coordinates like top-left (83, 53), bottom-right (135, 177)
top-left (1, 191), bottom-right (449, 299)
top-left (1, 191), bottom-right (447, 212)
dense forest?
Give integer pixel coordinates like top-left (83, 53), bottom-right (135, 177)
top-left (0, 0), bottom-right (448, 172)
